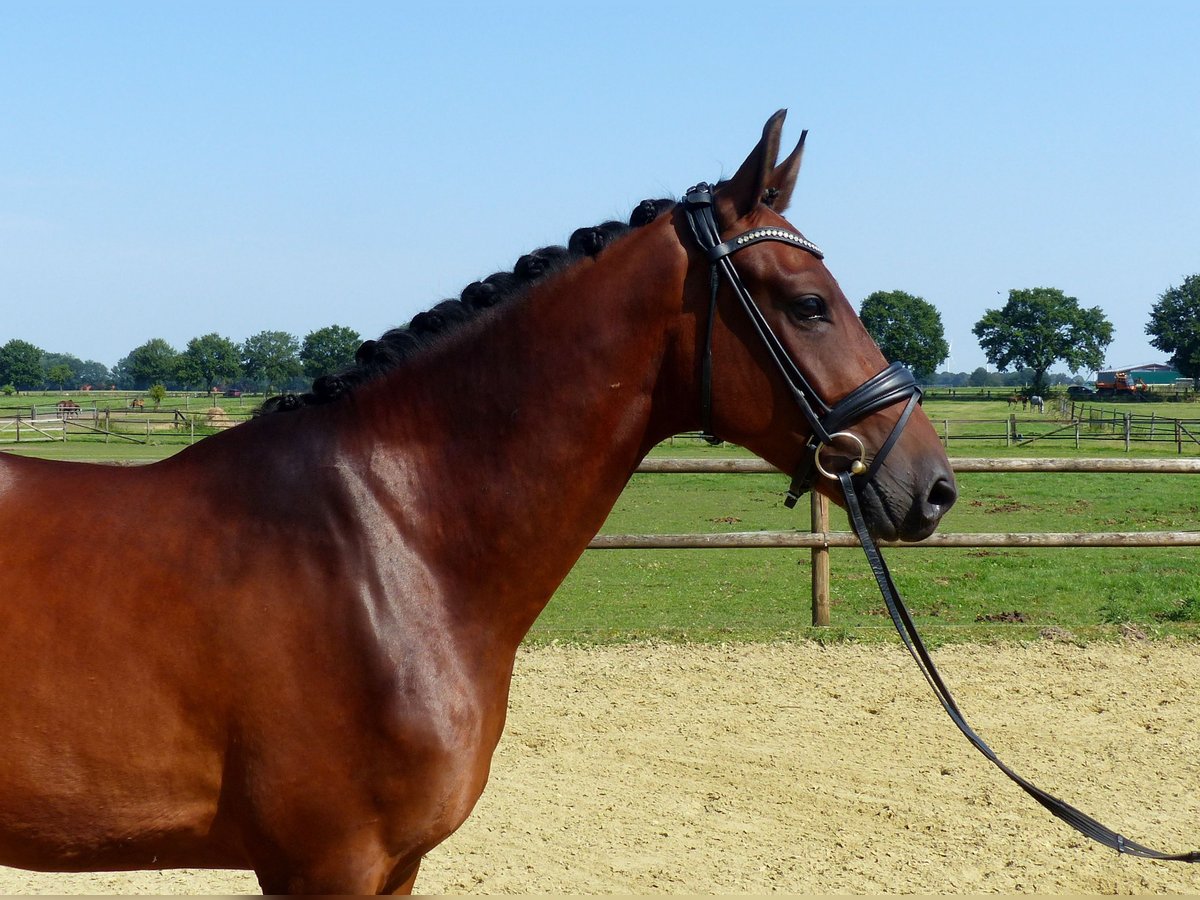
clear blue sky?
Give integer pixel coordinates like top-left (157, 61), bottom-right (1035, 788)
top-left (3, 0), bottom-right (1197, 375)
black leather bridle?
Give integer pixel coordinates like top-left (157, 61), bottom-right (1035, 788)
top-left (683, 183), bottom-right (923, 506)
top-left (682, 182), bottom-right (1200, 863)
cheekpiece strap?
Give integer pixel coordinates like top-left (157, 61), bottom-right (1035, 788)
top-left (684, 184), bottom-right (724, 445)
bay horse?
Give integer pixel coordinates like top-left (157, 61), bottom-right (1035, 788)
top-left (0, 111), bottom-right (955, 893)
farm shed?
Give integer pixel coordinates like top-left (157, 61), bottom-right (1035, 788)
top-left (1097, 362), bottom-right (1181, 386)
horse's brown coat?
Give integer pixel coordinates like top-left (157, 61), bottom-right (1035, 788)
top-left (0, 113), bottom-right (954, 893)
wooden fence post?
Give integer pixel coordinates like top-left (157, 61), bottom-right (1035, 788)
top-left (1124, 413), bottom-right (1131, 452)
top-left (810, 491), bottom-right (830, 627)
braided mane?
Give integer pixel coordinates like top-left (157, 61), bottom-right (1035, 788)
top-left (259, 197), bottom-right (676, 415)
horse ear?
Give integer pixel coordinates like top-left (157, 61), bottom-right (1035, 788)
top-left (763, 128), bottom-right (807, 213)
top-left (715, 109), bottom-right (787, 226)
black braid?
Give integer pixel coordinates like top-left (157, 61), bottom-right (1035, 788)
top-left (568, 220), bottom-right (626, 257)
top-left (258, 198), bottom-right (675, 415)
top-left (515, 245), bottom-right (569, 281)
top-left (630, 198), bottom-right (673, 227)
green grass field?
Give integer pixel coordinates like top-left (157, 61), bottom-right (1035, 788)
top-left (0, 389), bottom-right (263, 416)
top-left (541, 465), bottom-right (1200, 644)
top-left (0, 389), bottom-right (260, 456)
top-left (3, 394), bottom-right (1198, 645)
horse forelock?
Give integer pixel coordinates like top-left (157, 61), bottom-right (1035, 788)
top-left (258, 197), bottom-right (678, 416)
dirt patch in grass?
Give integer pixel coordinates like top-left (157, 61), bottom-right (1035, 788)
top-left (976, 610), bottom-right (1029, 623)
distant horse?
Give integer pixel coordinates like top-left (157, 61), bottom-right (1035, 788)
top-left (129, 397), bottom-right (145, 409)
top-left (55, 400), bottom-right (81, 419)
top-left (1030, 394), bottom-right (1044, 413)
top-left (0, 112), bottom-right (954, 893)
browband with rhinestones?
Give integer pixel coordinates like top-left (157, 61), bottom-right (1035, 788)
top-left (707, 226), bottom-right (824, 263)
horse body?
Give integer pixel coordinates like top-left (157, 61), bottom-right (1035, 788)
top-left (0, 213), bottom-right (696, 891)
top-left (1, 427), bottom-right (500, 889)
top-left (0, 113), bottom-right (954, 892)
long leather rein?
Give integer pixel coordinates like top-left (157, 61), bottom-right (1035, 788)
top-left (682, 184), bottom-right (1200, 863)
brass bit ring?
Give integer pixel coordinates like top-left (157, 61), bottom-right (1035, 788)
top-left (813, 432), bottom-right (868, 481)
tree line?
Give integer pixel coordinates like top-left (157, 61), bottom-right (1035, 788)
top-left (3, 273), bottom-right (1198, 396)
top-left (859, 272), bottom-right (1200, 394)
top-left (0, 325), bottom-right (362, 394)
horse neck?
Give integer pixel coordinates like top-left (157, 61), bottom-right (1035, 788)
top-left (342, 215), bottom-right (694, 644)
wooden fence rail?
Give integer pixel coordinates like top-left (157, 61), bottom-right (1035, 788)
top-left (587, 457), bottom-right (1200, 626)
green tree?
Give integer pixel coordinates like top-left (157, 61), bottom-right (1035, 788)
top-left (301, 325), bottom-right (361, 381)
top-left (967, 366), bottom-right (998, 387)
top-left (1145, 273), bottom-right (1200, 380)
top-left (972, 287), bottom-right (1112, 395)
top-left (0, 339), bottom-right (47, 391)
top-left (74, 359), bottom-right (113, 388)
top-left (46, 363), bottom-right (74, 390)
top-left (120, 339), bottom-right (181, 390)
top-left (859, 290), bottom-right (949, 380)
top-left (148, 383), bottom-right (167, 408)
top-left (1002, 367), bottom-right (1037, 388)
top-left (43, 353), bottom-right (109, 388)
top-left (42, 353), bottom-right (82, 389)
top-left (177, 333), bottom-right (243, 391)
top-left (242, 330), bottom-right (302, 393)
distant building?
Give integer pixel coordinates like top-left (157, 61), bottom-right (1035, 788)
top-left (1096, 363), bottom-right (1181, 387)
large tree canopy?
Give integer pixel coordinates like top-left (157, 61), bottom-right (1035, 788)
top-left (858, 289), bottom-right (949, 380)
top-left (117, 338), bottom-right (180, 390)
top-left (41, 352), bottom-right (111, 390)
top-left (1145, 273), bottom-right (1200, 380)
top-left (301, 325), bottom-right (361, 380)
top-left (242, 330), bottom-right (303, 392)
top-left (972, 287), bottom-right (1112, 394)
top-left (0, 339), bottom-right (47, 390)
top-left (177, 333), bottom-right (243, 391)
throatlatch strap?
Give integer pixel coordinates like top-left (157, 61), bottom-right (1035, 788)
top-left (838, 471), bottom-right (1200, 863)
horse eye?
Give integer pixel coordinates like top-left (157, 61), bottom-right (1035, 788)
top-left (790, 295), bottom-right (827, 321)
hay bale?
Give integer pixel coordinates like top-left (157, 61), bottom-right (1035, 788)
top-left (205, 406), bottom-right (235, 429)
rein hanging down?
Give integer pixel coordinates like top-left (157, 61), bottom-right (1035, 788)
top-left (681, 182), bottom-right (1200, 864)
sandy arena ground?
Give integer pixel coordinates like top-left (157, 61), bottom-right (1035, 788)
top-left (0, 640), bottom-right (1197, 895)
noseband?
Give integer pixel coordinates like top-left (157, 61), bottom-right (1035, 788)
top-left (682, 183), bottom-right (922, 507)
top-left (679, 182), bottom-right (1200, 864)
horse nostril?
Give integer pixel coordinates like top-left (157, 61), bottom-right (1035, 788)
top-left (927, 477), bottom-right (957, 513)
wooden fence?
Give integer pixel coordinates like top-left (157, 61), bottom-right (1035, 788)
top-left (587, 457), bottom-right (1200, 626)
top-left (0, 408), bottom-right (250, 444)
top-left (1067, 402), bottom-right (1200, 452)
top-left (928, 403), bottom-right (1200, 452)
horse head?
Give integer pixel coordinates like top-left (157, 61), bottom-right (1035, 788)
top-left (683, 110), bottom-right (956, 541)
